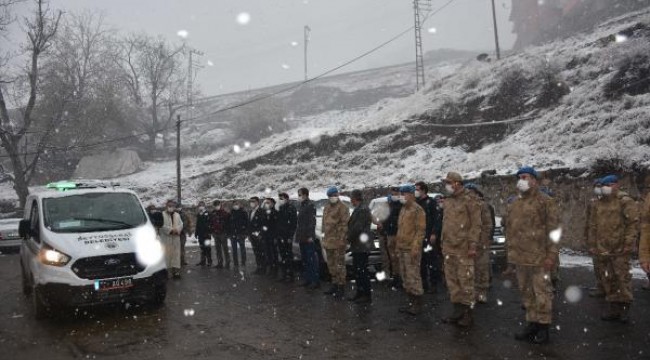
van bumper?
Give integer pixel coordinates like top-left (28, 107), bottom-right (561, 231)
top-left (37, 269), bottom-right (168, 308)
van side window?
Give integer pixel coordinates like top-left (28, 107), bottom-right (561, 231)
top-left (30, 201), bottom-right (40, 243)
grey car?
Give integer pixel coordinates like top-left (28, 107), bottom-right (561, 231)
top-left (0, 218), bottom-right (21, 252)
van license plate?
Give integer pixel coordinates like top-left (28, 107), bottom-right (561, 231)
top-left (94, 277), bottom-right (133, 291)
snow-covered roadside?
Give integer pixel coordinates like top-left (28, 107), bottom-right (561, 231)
top-left (560, 249), bottom-right (648, 280)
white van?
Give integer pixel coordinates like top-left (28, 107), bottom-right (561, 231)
top-left (19, 181), bottom-right (167, 319)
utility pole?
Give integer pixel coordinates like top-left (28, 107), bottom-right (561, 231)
top-left (413, 0), bottom-right (431, 92)
top-left (176, 114), bottom-right (181, 206)
top-left (304, 25), bottom-right (310, 81)
top-left (491, 0), bottom-right (501, 60)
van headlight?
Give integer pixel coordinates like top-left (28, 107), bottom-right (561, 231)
top-left (40, 244), bottom-right (71, 266)
top-left (494, 236), bottom-right (506, 244)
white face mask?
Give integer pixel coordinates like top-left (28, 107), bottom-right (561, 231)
top-left (278, 199), bottom-right (287, 206)
top-left (198, 206), bottom-right (206, 213)
top-left (601, 186), bottom-right (613, 196)
top-left (250, 202), bottom-right (258, 209)
top-left (517, 179), bottom-right (530, 193)
top-left (329, 197), bottom-right (339, 204)
top-left (445, 184), bottom-right (454, 194)
top-left (593, 187), bottom-right (602, 196)
top-left (414, 190), bottom-right (422, 198)
top-left (263, 203), bottom-right (272, 210)
top-left (166, 207), bottom-right (174, 213)
top-left (299, 195), bottom-right (306, 201)
top-left (399, 197), bottom-right (407, 204)
top-left (233, 205), bottom-right (240, 210)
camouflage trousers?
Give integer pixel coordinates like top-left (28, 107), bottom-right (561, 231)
top-left (325, 248), bottom-right (347, 285)
top-left (592, 255), bottom-right (606, 292)
top-left (598, 255), bottom-right (633, 303)
top-left (516, 265), bottom-right (553, 324)
top-left (398, 250), bottom-right (423, 296)
top-left (380, 234), bottom-right (400, 278)
top-left (474, 246), bottom-right (490, 297)
top-left (444, 254), bottom-right (475, 306)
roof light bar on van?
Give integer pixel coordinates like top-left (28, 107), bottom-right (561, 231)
top-left (46, 181), bottom-right (77, 191)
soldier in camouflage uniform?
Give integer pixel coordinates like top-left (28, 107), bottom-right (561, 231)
top-left (586, 178), bottom-right (606, 298)
top-left (440, 172), bottom-right (482, 329)
top-left (507, 167), bottom-right (559, 345)
top-left (395, 184), bottom-right (426, 315)
top-left (588, 175), bottom-right (639, 323)
top-left (322, 186), bottom-right (350, 298)
top-left (639, 177), bottom-right (650, 279)
top-left (465, 183), bottom-right (495, 304)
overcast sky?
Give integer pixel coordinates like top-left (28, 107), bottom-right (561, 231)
top-left (10, 0), bottom-right (516, 96)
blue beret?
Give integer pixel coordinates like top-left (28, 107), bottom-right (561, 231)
top-left (601, 175), bottom-right (618, 185)
top-left (464, 182), bottom-right (478, 190)
top-left (399, 184), bottom-right (415, 194)
top-left (593, 177), bottom-right (603, 186)
top-left (326, 186), bottom-right (339, 197)
top-left (516, 166), bottom-right (538, 179)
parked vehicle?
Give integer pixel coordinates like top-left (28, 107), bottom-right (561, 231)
top-left (19, 181), bottom-right (167, 319)
top-left (0, 218), bottom-right (22, 252)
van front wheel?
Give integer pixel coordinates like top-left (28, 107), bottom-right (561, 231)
top-left (21, 265), bottom-right (31, 296)
top-left (32, 286), bottom-right (48, 320)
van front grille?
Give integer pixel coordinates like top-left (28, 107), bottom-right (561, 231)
top-left (72, 253), bottom-right (145, 280)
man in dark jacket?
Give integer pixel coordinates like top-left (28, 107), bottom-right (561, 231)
top-left (229, 200), bottom-right (249, 269)
top-left (415, 181), bottom-right (443, 294)
top-left (210, 200), bottom-right (231, 269)
top-left (249, 197), bottom-right (265, 274)
top-left (261, 198), bottom-right (279, 275)
top-left (348, 189), bottom-right (375, 304)
top-left (379, 186), bottom-right (402, 288)
top-left (194, 201), bottom-right (213, 267)
top-left (295, 188), bottom-right (320, 289)
top-left (276, 192), bottom-right (298, 282)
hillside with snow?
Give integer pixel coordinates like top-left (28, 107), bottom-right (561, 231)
top-left (2, 8), bottom-right (649, 206)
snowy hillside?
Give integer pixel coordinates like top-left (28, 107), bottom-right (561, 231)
top-left (1, 8), bottom-right (649, 206)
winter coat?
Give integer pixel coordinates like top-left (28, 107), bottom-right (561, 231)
top-left (148, 210), bottom-right (164, 228)
top-left (587, 191), bottom-right (639, 256)
top-left (441, 188), bottom-right (482, 257)
top-left (210, 209), bottom-right (230, 235)
top-left (178, 210), bottom-right (192, 235)
top-left (381, 199), bottom-right (402, 236)
top-left (416, 196), bottom-right (441, 241)
top-left (194, 210), bottom-right (212, 240)
top-left (229, 208), bottom-right (249, 236)
top-left (348, 204), bottom-right (375, 253)
top-left (249, 207), bottom-right (264, 235)
top-left (467, 194), bottom-right (495, 249)
top-left (261, 207), bottom-right (278, 242)
top-left (505, 188), bottom-right (560, 266)
top-left (295, 200), bottom-right (317, 242)
top-left (277, 202), bottom-right (298, 239)
top-left (322, 200), bottom-right (350, 250)
top-left (160, 211), bottom-right (183, 243)
top-left (395, 201), bottom-right (426, 252)
top-left (639, 193), bottom-right (650, 263)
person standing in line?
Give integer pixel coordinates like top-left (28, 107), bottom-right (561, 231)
top-left (464, 183), bottom-right (495, 304)
top-left (588, 175), bottom-right (639, 324)
top-left (415, 181), bottom-right (443, 294)
top-left (276, 193), bottom-right (298, 282)
top-left (322, 186), bottom-right (350, 299)
top-left (639, 177), bottom-right (650, 288)
top-left (160, 199), bottom-right (184, 279)
top-left (248, 197), bottom-right (265, 274)
top-left (194, 201), bottom-right (213, 267)
top-left (295, 188), bottom-right (320, 290)
top-left (587, 178), bottom-right (606, 298)
top-left (211, 200), bottom-right (231, 269)
top-left (395, 184), bottom-right (426, 315)
top-left (507, 167), bottom-right (559, 344)
top-left (229, 201), bottom-right (249, 270)
top-left (376, 186), bottom-right (402, 288)
top-left (177, 205), bottom-right (192, 266)
top-left (347, 189), bottom-right (375, 304)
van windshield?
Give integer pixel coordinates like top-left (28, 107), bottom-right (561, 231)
top-left (43, 192), bottom-right (147, 233)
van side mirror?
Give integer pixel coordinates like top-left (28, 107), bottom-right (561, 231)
top-left (18, 219), bottom-right (30, 239)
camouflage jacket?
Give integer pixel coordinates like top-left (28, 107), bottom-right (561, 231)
top-left (587, 191), bottom-right (639, 256)
top-left (396, 200), bottom-right (426, 252)
top-left (639, 193), bottom-right (650, 263)
top-left (505, 188), bottom-right (559, 266)
top-left (322, 200), bottom-right (350, 250)
top-left (441, 188), bottom-right (482, 256)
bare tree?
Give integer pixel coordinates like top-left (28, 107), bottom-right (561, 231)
top-left (0, 0), bottom-right (62, 208)
top-left (113, 34), bottom-right (184, 159)
top-left (0, 0), bottom-right (22, 33)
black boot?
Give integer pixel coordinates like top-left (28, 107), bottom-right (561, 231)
top-left (334, 285), bottom-right (345, 299)
top-left (406, 295), bottom-right (423, 315)
top-left (442, 303), bottom-right (464, 324)
top-left (601, 302), bottom-right (621, 322)
top-left (348, 292), bottom-right (362, 302)
top-left (399, 295), bottom-right (414, 313)
top-left (515, 322), bottom-right (539, 341)
top-left (456, 304), bottom-right (473, 329)
top-left (323, 284), bottom-right (338, 295)
top-left (619, 303), bottom-right (630, 324)
top-left (532, 324), bottom-right (550, 344)
top-left (355, 292), bottom-right (372, 305)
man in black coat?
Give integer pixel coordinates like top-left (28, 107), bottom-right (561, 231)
top-left (276, 192), bottom-right (298, 282)
top-left (348, 189), bottom-right (375, 304)
top-left (415, 181), bottom-right (443, 294)
top-left (295, 187), bottom-right (320, 289)
top-left (261, 198), bottom-right (279, 276)
top-left (248, 197), bottom-right (265, 274)
top-left (229, 200), bottom-right (249, 269)
top-left (194, 201), bottom-right (213, 266)
top-left (378, 186), bottom-right (402, 288)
